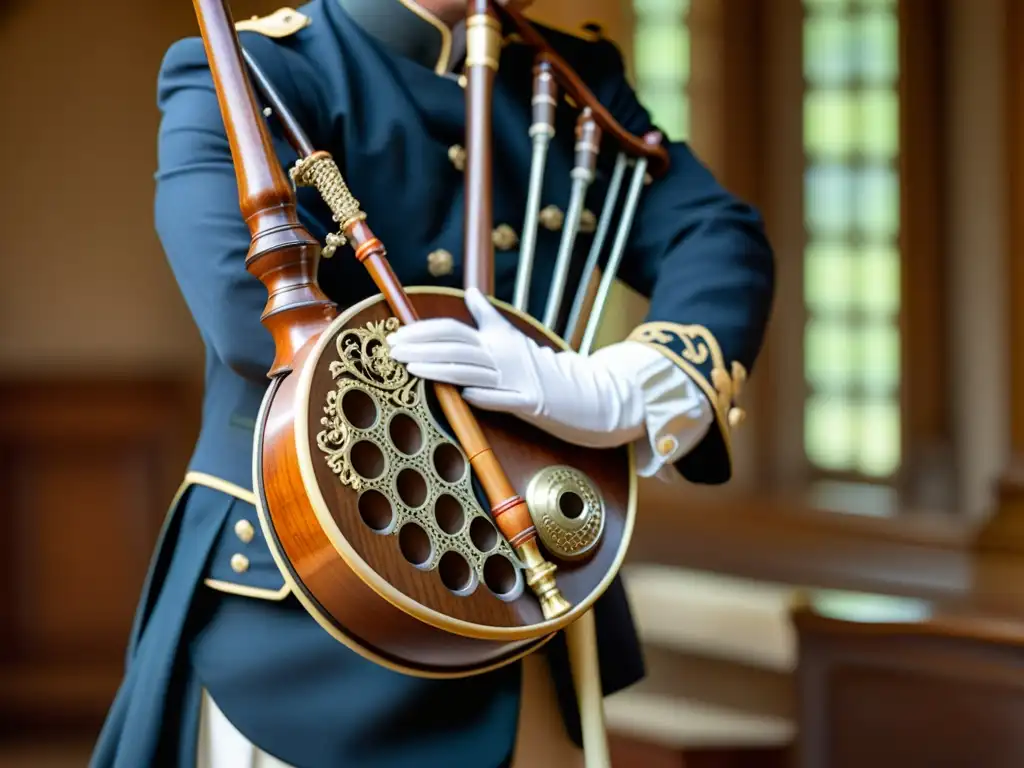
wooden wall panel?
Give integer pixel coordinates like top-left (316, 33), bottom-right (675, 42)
top-left (899, 0), bottom-right (953, 508)
top-left (793, 606), bottom-right (1024, 768)
top-left (999, 0), bottom-right (1024, 493)
top-left (975, 0), bottom-right (1024, 548)
top-left (0, 378), bottom-right (200, 734)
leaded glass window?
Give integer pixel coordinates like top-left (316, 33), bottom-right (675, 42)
top-left (802, 0), bottom-right (901, 478)
top-left (633, 0), bottom-right (690, 140)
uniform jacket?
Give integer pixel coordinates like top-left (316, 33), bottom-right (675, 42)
top-left (91, 1), bottom-right (775, 766)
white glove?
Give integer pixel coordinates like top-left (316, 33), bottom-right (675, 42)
top-left (385, 287), bottom-right (649, 449)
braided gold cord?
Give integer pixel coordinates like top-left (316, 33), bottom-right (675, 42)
top-left (291, 151), bottom-right (366, 257)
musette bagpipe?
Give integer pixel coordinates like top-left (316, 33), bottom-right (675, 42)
top-left (190, 1), bottom-right (671, 764)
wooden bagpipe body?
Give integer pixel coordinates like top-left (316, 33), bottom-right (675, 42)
top-left (191, 0), bottom-right (671, 679)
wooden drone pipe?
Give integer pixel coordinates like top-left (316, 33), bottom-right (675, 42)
top-left (463, 0), bottom-right (502, 295)
top-left (192, 0), bottom-right (336, 378)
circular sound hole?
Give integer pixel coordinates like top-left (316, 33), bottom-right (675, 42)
top-left (349, 440), bottom-right (385, 480)
top-left (389, 413), bottom-right (423, 456)
top-left (433, 442), bottom-right (466, 484)
top-left (559, 491), bottom-right (585, 520)
top-left (358, 490), bottom-right (393, 532)
top-left (438, 550), bottom-right (473, 593)
top-left (341, 388), bottom-right (378, 430)
top-left (396, 468), bottom-right (428, 509)
top-left (483, 554), bottom-right (518, 598)
top-left (469, 516), bottom-right (498, 553)
top-left (434, 494), bottom-right (465, 535)
top-left (398, 523), bottom-right (432, 568)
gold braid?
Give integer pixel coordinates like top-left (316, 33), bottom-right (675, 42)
top-left (290, 151), bottom-right (367, 258)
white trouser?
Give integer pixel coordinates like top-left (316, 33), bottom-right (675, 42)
top-left (196, 652), bottom-right (585, 768)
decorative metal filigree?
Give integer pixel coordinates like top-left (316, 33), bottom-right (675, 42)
top-left (327, 318), bottom-right (419, 408)
top-left (315, 318), bottom-right (523, 596)
top-left (525, 465), bottom-right (605, 561)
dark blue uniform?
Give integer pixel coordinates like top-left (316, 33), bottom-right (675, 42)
top-left (91, 2), bottom-right (774, 766)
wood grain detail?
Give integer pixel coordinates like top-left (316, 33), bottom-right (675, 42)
top-left (260, 291), bottom-right (632, 672)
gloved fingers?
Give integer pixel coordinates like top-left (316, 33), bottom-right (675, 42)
top-left (464, 287), bottom-right (513, 331)
top-left (387, 317), bottom-right (480, 347)
top-left (405, 362), bottom-right (501, 389)
top-left (388, 341), bottom-right (494, 370)
top-left (461, 386), bottom-right (534, 413)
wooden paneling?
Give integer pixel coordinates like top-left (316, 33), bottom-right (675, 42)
top-left (975, 0), bottom-right (1024, 548)
top-left (0, 378), bottom-right (200, 734)
top-left (793, 605), bottom-right (1024, 768)
top-left (899, 0), bottom-right (953, 507)
top-left (1006, 0), bottom-right (1024, 470)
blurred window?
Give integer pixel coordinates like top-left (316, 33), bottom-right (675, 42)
top-left (802, 0), bottom-right (901, 480)
top-left (633, 0), bottom-right (690, 140)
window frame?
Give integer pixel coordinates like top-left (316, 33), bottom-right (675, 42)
top-left (683, 0), bottom-right (948, 507)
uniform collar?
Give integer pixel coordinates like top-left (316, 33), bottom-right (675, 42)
top-left (336, 0), bottom-right (458, 75)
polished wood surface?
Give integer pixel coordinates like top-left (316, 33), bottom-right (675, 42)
top-left (260, 360), bottom-right (546, 671)
top-left (194, 0), bottom-right (566, 655)
top-left (464, 0), bottom-right (499, 295)
top-left (259, 289), bottom-right (632, 671)
top-left (306, 293), bottom-right (631, 627)
top-left (193, 0), bottom-right (335, 378)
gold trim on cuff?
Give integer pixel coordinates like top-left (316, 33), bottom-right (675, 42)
top-left (626, 322), bottom-right (749, 466)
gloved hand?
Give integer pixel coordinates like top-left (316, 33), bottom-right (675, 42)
top-left (386, 287), bottom-right (649, 449)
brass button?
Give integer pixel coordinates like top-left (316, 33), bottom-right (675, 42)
top-left (644, 172), bottom-right (654, 186)
top-left (539, 205), bottom-right (564, 231)
top-left (230, 553), bottom-right (250, 574)
top-left (448, 144), bottom-right (466, 172)
top-left (234, 519), bottom-right (255, 544)
top-left (731, 361), bottom-right (748, 395)
top-left (492, 224), bottom-right (519, 251)
top-left (579, 209), bottom-right (597, 234)
top-left (656, 435), bottom-right (678, 458)
top-left (427, 248), bottom-right (454, 277)
top-left (729, 407), bottom-right (747, 428)
top-left (457, 74), bottom-right (467, 89)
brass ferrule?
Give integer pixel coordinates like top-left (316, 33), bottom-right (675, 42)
top-left (465, 14), bottom-right (502, 71)
top-left (516, 538), bottom-right (572, 620)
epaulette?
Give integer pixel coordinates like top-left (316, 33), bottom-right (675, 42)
top-left (235, 7), bottom-right (311, 38)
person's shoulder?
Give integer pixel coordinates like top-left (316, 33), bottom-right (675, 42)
top-left (158, 5), bottom-right (315, 88)
top-left (522, 20), bottom-right (627, 77)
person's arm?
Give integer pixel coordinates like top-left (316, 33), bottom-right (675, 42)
top-left (154, 34), bottom-right (322, 381)
top-left (388, 36), bottom-right (774, 486)
top-left (594, 39), bottom-right (776, 484)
